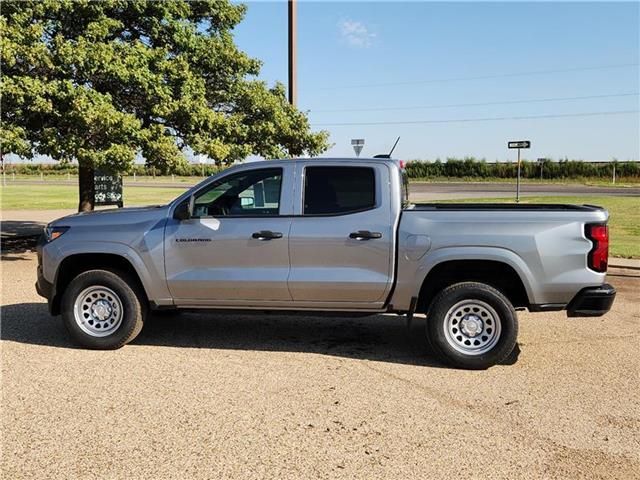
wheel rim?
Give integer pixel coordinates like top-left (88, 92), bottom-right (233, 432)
top-left (73, 286), bottom-right (123, 337)
top-left (443, 299), bottom-right (502, 355)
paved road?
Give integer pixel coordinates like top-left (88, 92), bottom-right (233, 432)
top-left (1, 252), bottom-right (639, 479)
top-left (410, 182), bottom-right (640, 200)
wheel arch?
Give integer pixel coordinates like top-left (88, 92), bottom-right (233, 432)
top-left (417, 258), bottom-right (532, 313)
top-left (51, 252), bottom-right (149, 315)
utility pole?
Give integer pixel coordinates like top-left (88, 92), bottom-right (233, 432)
top-left (288, 0), bottom-right (297, 106)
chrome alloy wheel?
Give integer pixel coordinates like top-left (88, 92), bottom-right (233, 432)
top-left (443, 299), bottom-right (502, 355)
top-left (73, 286), bottom-right (124, 337)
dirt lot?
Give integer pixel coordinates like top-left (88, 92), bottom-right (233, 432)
top-left (2, 252), bottom-right (639, 479)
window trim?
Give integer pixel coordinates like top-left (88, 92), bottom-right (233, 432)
top-left (301, 165), bottom-right (378, 217)
top-left (191, 167), bottom-right (284, 219)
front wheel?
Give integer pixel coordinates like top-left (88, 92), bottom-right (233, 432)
top-left (426, 282), bottom-right (518, 369)
top-left (61, 269), bottom-right (146, 349)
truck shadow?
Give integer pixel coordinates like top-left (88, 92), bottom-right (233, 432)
top-left (0, 302), bottom-right (519, 369)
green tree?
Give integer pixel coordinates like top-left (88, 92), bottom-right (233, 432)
top-left (1, 0), bottom-right (329, 211)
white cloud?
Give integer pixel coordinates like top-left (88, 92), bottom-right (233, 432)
top-left (338, 19), bottom-right (376, 48)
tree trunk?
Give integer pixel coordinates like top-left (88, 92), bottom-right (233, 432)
top-left (78, 163), bottom-right (95, 212)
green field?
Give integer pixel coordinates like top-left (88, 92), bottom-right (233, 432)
top-left (447, 196), bottom-right (639, 258)
top-left (1, 185), bottom-right (637, 258)
top-left (0, 184), bottom-right (186, 210)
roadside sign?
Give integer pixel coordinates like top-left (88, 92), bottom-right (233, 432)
top-left (94, 170), bottom-right (123, 207)
top-left (351, 138), bottom-right (365, 157)
top-left (507, 140), bottom-right (531, 204)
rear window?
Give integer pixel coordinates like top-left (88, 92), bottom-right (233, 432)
top-left (304, 166), bottom-right (376, 215)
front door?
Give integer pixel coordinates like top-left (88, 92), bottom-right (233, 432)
top-left (165, 166), bottom-right (292, 303)
top-left (287, 163), bottom-right (395, 305)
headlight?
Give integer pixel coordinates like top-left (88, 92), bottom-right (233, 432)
top-left (44, 226), bottom-right (69, 242)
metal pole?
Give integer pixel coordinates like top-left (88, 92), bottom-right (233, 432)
top-left (288, 0), bottom-right (297, 106)
top-left (540, 162), bottom-right (543, 180)
top-left (613, 164), bottom-right (616, 184)
top-left (516, 148), bottom-right (521, 203)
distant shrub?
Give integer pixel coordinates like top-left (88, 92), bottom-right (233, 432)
top-left (404, 158), bottom-right (639, 180)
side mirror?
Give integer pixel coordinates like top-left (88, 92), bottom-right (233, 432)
top-left (174, 196), bottom-right (193, 221)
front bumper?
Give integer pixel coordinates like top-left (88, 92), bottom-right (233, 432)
top-left (36, 235), bottom-right (57, 313)
top-left (35, 265), bottom-right (54, 301)
top-left (567, 284), bottom-right (616, 317)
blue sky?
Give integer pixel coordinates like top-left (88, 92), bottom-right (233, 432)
top-left (234, 1), bottom-right (640, 161)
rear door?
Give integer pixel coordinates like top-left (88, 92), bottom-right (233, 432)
top-left (287, 162), bottom-right (395, 305)
top-left (165, 165), bottom-right (293, 304)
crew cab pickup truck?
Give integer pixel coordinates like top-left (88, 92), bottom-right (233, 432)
top-left (36, 158), bottom-right (616, 369)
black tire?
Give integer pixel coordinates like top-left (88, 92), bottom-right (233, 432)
top-left (426, 282), bottom-right (518, 370)
top-left (61, 269), bottom-right (147, 349)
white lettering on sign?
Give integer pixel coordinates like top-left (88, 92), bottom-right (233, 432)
top-left (508, 141), bottom-right (531, 149)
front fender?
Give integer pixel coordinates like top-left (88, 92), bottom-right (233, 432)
top-left (55, 241), bottom-right (173, 306)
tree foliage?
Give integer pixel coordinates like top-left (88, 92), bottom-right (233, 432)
top-left (1, 0), bottom-right (329, 209)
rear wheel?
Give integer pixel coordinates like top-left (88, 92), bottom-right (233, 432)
top-left (426, 282), bottom-right (518, 369)
top-left (61, 269), bottom-right (146, 349)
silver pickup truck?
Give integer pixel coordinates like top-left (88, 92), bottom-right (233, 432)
top-left (36, 158), bottom-right (615, 369)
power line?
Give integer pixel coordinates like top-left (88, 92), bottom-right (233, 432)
top-left (309, 92), bottom-right (639, 113)
top-left (318, 63), bottom-right (640, 90)
top-left (311, 110), bottom-right (639, 127)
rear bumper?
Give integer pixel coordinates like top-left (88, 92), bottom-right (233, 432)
top-left (567, 284), bottom-right (616, 317)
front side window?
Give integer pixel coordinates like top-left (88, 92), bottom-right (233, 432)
top-left (193, 168), bottom-right (282, 217)
top-left (304, 166), bottom-right (376, 215)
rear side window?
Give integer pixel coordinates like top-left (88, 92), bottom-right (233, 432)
top-left (304, 166), bottom-right (375, 215)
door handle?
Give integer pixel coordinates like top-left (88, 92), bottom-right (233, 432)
top-left (251, 230), bottom-right (283, 240)
top-left (349, 230), bottom-right (382, 240)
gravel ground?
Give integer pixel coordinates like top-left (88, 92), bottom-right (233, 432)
top-left (1, 253), bottom-right (639, 479)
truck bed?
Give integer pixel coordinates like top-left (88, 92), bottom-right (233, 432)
top-left (391, 202), bottom-right (609, 311)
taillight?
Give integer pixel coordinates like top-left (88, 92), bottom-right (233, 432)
top-left (586, 224), bottom-right (609, 273)
top-left (399, 160), bottom-right (405, 169)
